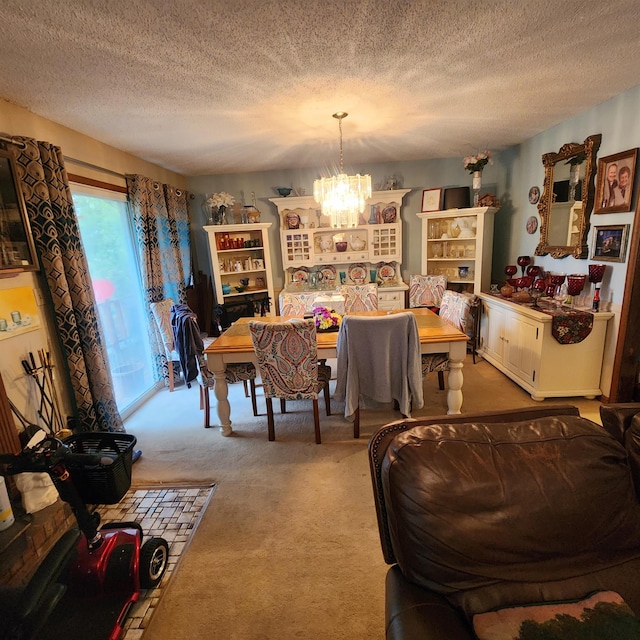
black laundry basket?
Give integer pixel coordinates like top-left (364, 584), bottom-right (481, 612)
top-left (64, 432), bottom-right (137, 504)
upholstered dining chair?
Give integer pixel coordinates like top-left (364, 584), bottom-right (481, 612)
top-left (421, 290), bottom-right (478, 390)
top-left (339, 283), bottom-right (378, 312)
top-left (151, 299), bottom-right (258, 421)
top-left (409, 274), bottom-right (447, 311)
top-left (334, 312), bottom-right (423, 438)
top-left (248, 319), bottom-right (331, 444)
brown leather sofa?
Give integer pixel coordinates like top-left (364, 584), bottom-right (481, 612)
top-left (368, 404), bottom-right (640, 640)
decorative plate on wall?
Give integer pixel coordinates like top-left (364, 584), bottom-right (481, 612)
top-left (526, 216), bottom-right (538, 234)
top-left (381, 205), bottom-right (397, 223)
top-left (319, 265), bottom-right (337, 284)
top-left (528, 186), bottom-right (540, 205)
top-left (291, 267), bottom-right (309, 282)
top-left (348, 263), bottom-right (367, 284)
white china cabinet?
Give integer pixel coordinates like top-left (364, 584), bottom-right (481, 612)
top-left (416, 207), bottom-right (498, 294)
top-left (269, 190), bottom-right (411, 311)
top-left (204, 223), bottom-right (275, 316)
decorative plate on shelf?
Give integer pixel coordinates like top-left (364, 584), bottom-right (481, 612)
top-left (348, 263), bottom-right (367, 284)
top-left (320, 265), bottom-right (337, 284)
top-left (291, 267), bottom-right (309, 283)
top-left (381, 205), bottom-right (397, 223)
top-left (378, 263), bottom-right (396, 283)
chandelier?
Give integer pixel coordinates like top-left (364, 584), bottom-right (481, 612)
top-left (313, 112), bottom-right (371, 228)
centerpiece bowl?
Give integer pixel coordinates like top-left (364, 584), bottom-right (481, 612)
top-left (276, 187), bottom-right (293, 197)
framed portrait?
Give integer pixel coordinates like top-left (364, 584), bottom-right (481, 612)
top-left (421, 188), bottom-right (442, 212)
top-left (0, 147), bottom-right (38, 272)
top-left (591, 224), bottom-right (630, 262)
top-left (594, 148), bottom-right (637, 214)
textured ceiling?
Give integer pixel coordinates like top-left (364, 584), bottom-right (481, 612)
top-left (1, 0), bottom-right (640, 177)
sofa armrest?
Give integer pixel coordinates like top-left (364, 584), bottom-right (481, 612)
top-left (600, 403), bottom-right (640, 443)
top-left (386, 566), bottom-right (473, 640)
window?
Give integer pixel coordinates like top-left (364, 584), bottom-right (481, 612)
top-left (72, 184), bottom-right (155, 416)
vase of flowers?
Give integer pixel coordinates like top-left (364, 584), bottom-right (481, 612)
top-left (205, 192), bottom-right (235, 225)
top-left (463, 151), bottom-right (492, 206)
top-left (312, 307), bottom-right (342, 332)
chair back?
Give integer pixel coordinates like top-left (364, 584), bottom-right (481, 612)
top-left (279, 292), bottom-right (315, 316)
top-left (409, 275), bottom-right (447, 309)
top-left (334, 312), bottom-right (423, 419)
top-left (150, 298), bottom-right (175, 355)
top-left (439, 290), bottom-right (476, 336)
top-left (339, 284), bottom-right (378, 312)
top-left (248, 319), bottom-right (320, 400)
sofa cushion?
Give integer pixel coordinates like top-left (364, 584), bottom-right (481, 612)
top-left (381, 416), bottom-right (640, 612)
top-left (472, 591), bottom-right (640, 640)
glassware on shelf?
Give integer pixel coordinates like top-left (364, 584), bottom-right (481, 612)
top-left (566, 274), bottom-right (586, 308)
top-left (517, 255), bottom-right (531, 277)
top-left (588, 264), bottom-right (606, 312)
top-left (526, 265), bottom-right (542, 279)
top-left (505, 265), bottom-right (518, 279)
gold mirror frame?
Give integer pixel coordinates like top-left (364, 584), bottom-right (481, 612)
top-left (535, 133), bottom-right (602, 259)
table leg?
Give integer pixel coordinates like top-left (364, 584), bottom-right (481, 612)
top-left (446, 342), bottom-right (466, 414)
top-left (208, 354), bottom-right (233, 436)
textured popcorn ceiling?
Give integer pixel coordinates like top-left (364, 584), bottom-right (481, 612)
top-left (1, 0), bottom-right (640, 176)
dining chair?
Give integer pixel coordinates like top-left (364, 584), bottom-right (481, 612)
top-left (408, 274), bottom-right (447, 311)
top-left (339, 283), bottom-right (378, 312)
top-left (248, 319), bottom-right (331, 443)
top-left (334, 312), bottom-right (423, 438)
top-left (421, 290), bottom-right (478, 390)
top-left (150, 298), bottom-right (181, 391)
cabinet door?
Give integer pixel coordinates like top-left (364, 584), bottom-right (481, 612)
top-left (503, 313), bottom-right (539, 384)
top-left (281, 231), bottom-right (313, 267)
top-left (481, 302), bottom-right (505, 361)
top-left (369, 225), bottom-right (401, 261)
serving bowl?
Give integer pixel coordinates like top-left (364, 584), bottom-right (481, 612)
top-left (276, 187), bottom-right (292, 197)
top-left (335, 241), bottom-right (348, 252)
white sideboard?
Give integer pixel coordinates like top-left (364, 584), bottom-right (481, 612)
top-left (477, 293), bottom-right (613, 400)
top-left (416, 207), bottom-right (498, 294)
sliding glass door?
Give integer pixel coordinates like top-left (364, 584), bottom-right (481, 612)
top-left (72, 184), bottom-right (155, 415)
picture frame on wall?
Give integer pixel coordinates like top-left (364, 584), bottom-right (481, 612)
top-left (0, 147), bottom-right (38, 272)
top-left (591, 224), bottom-right (630, 262)
top-left (421, 188), bottom-right (442, 212)
top-left (594, 148), bottom-right (637, 214)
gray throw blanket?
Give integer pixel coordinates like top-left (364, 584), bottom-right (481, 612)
top-left (334, 312), bottom-right (424, 419)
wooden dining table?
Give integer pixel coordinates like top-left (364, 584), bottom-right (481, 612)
top-left (204, 308), bottom-right (469, 435)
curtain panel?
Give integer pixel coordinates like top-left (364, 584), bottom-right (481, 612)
top-left (12, 138), bottom-right (124, 432)
top-left (126, 174), bottom-right (191, 387)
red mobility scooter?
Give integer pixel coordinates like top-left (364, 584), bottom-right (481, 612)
top-left (0, 429), bottom-right (169, 640)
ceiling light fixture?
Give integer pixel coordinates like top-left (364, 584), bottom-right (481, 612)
top-left (313, 112), bottom-right (371, 228)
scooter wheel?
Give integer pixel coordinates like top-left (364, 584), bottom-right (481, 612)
top-left (139, 537), bottom-right (169, 589)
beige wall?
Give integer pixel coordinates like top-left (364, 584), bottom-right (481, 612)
top-left (0, 98), bottom-right (186, 188)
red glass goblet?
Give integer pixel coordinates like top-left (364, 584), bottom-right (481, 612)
top-left (566, 274), bottom-right (586, 308)
top-left (526, 265), bottom-right (542, 279)
top-left (517, 255), bottom-right (531, 277)
top-left (588, 264), bottom-right (606, 284)
top-left (505, 265), bottom-right (518, 278)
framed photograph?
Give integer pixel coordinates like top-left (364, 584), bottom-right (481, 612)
top-left (594, 148), bottom-right (637, 214)
top-left (0, 147), bottom-right (38, 271)
top-left (591, 224), bottom-right (630, 262)
top-left (421, 188), bottom-right (442, 212)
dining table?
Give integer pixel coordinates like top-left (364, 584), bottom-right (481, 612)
top-left (204, 308), bottom-right (469, 435)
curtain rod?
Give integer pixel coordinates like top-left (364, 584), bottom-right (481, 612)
top-left (63, 155), bottom-right (126, 179)
top-left (0, 133), bottom-right (27, 149)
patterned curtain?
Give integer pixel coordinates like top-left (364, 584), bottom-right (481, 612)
top-left (12, 138), bottom-right (124, 432)
top-left (126, 174), bottom-right (191, 386)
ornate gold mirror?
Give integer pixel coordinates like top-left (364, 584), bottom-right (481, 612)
top-left (535, 133), bottom-right (601, 259)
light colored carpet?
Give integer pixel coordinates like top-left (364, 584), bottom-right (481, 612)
top-left (124, 356), bottom-right (603, 639)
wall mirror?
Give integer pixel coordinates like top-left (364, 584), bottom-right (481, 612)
top-left (535, 133), bottom-right (601, 259)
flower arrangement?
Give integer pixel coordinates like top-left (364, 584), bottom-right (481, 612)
top-left (206, 192), bottom-right (235, 208)
top-left (312, 307), bottom-right (342, 332)
top-left (463, 151), bottom-right (493, 174)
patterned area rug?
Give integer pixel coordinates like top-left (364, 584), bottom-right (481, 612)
top-left (95, 483), bottom-right (216, 639)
